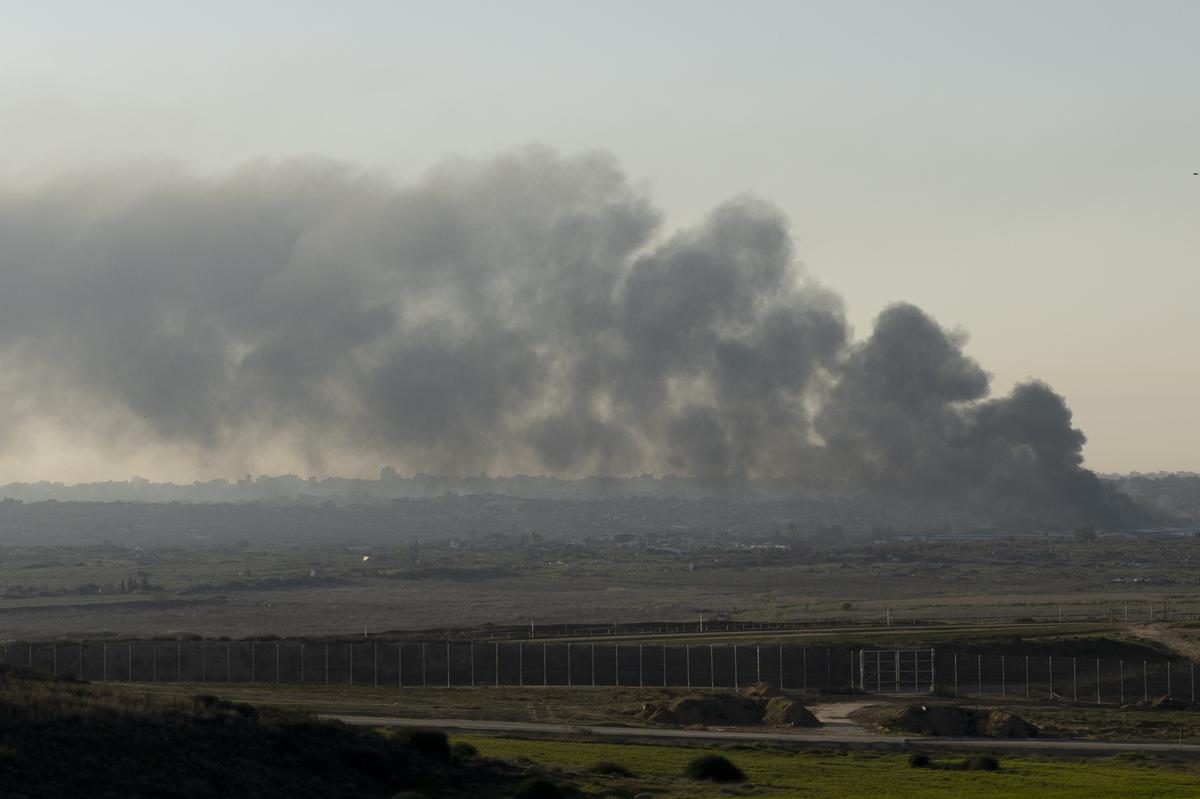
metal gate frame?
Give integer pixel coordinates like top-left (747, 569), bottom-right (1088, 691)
top-left (858, 648), bottom-right (934, 694)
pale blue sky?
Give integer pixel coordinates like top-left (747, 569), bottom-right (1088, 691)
top-left (1, 1), bottom-right (1197, 475)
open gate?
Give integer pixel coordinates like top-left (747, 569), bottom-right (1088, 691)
top-left (859, 648), bottom-right (935, 694)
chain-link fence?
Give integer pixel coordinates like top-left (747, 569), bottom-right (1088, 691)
top-left (0, 640), bottom-right (861, 692)
top-left (924, 650), bottom-right (1195, 704)
top-left (3, 640), bottom-right (1189, 704)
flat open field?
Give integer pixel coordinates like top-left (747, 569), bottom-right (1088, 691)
top-left (0, 534), bottom-right (1198, 639)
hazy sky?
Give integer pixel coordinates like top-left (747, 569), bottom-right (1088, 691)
top-left (1, 0), bottom-right (1197, 478)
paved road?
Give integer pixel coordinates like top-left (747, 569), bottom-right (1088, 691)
top-left (323, 713), bottom-right (1200, 756)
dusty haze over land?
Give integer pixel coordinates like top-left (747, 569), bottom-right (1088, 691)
top-left (0, 150), bottom-right (1136, 525)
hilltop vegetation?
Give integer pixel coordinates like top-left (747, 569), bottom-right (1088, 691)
top-left (0, 665), bottom-right (528, 798)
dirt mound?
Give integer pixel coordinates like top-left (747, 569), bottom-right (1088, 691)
top-left (1123, 694), bottom-right (1193, 711)
top-left (876, 704), bottom-right (1038, 738)
top-left (740, 681), bottom-right (784, 698)
top-left (641, 692), bottom-right (819, 727)
top-left (762, 696), bottom-right (820, 727)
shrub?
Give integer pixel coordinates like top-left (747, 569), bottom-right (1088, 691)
top-left (591, 760), bottom-right (635, 777)
top-left (907, 753), bottom-right (932, 768)
top-left (451, 741), bottom-right (478, 760)
top-left (684, 754), bottom-right (746, 783)
top-left (961, 754), bottom-right (1000, 771)
top-left (400, 729), bottom-right (450, 761)
top-left (514, 777), bottom-right (565, 799)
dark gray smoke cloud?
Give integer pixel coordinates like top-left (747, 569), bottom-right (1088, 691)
top-left (816, 304), bottom-right (1135, 525)
top-left (0, 147), bottom-right (1135, 525)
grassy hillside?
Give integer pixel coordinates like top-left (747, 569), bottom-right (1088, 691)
top-left (0, 665), bottom-right (524, 798)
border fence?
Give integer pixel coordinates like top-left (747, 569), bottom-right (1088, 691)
top-left (0, 640), bottom-right (859, 692)
top-left (0, 640), bottom-right (1193, 704)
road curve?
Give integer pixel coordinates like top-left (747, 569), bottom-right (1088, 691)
top-left (322, 714), bottom-right (1200, 756)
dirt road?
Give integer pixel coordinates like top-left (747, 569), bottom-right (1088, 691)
top-left (324, 713), bottom-right (1200, 756)
top-left (1127, 624), bottom-right (1200, 660)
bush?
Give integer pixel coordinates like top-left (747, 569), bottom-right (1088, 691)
top-left (400, 729), bottom-right (450, 761)
top-left (684, 754), bottom-right (746, 783)
top-left (907, 753), bottom-right (932, 768)
top-left (451, 741), bottom-right (478, 760)
top-left (961, 754), bottom-right (1000, 771)
top-left (591, 760), bottom-right (635, 777)
top-left (514, 777), bottom-right (565, 799)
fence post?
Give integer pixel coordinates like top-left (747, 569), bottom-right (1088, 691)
top-left (226, 644), bottom-right (230, 682)
top-left (446, 641), bottom-right (451, 688)
top-left (1049, 656), bottom-right (1053, 699)
top-left (374, 642), bottom-right (379, 687)
top-left (1167, 661), bottom-right (1172, 699)
top-left (663, 645), bottom-right (667, 687)
top-left (492, 643), bottom-right (497, 688)
top-left (756, 645), bottom-right (761, 684)
top-left (686, 645), bottom-right (691, 689)
top-left (780, 645), bottom-right (785, 691)
top-left (638, 645), bottom-right (643, 687)
top-left (300, 643), bottom-right (304, 684)
top-left (591, 644), bottom-right (596, 687)
top-left (615, 644), bottom-right (619, 687)
top-left (277, 643), bottom-right (281, 685)
top-left (1143, 661), bottom-right (1148, 702)
top-left (1001, 654), bottom-right (1005, 699)
top-left (1073, 657), bottom-right (1077, 702)
top-left (977, 653), bottom-right (981, 698)
top-left (542, 644), bottom-right (547, 687)
top-left (1119, 659), bottom-right (1124, 704)
top-left (128, 643), bottom-right (132, 682)
top-left (152, 644), bottom-right (157, 683)
top-left (325, 643), bottom-right (329, 684)
top-left (567, 643), bottom-right (572, 687)
top-left (1096, 659), bottom-right (1101, 704)
top-left (1025, 655), bottom-right (1029, 699)
top-left (519, 644), bottom-right (523, 687)
top-left (103, 643), bottom-right (108, 682)
top-left (470, 642), bottom-right (474, 687)
top-left (800, 646), bottom-right (805, 694)
top-left (422, 643), bottom-right (427, 687)
top-left (953, 652), bottom-right (958, 696)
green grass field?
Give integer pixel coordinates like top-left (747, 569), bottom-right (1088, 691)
top-left (459, 735), bottom-right (1200, 798)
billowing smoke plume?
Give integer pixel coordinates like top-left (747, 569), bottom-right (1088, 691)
top-left (0, 147), bottom-right (1135, 525)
